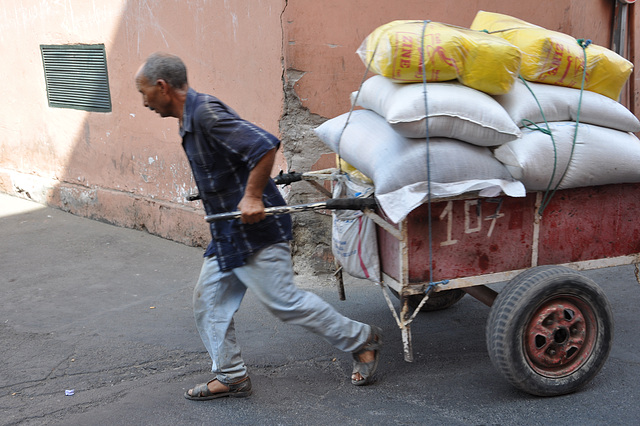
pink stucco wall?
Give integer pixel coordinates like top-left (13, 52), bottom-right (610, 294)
top-left (0, 0), bottom-right (286, 246)
top-left (1, 0), bottom-right (637, 254)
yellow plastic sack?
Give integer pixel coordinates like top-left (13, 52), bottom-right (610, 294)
top-left (459, 31), bottom-right (522, 95)
top-left (470, 11), bottom-right (633, 100)
top-left (357, 20), bottom-right (521, 95)
top-left (337, 156), bottom-right (373, 185)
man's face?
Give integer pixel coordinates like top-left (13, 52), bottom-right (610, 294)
top-left (135, 72), bottom-right (171, 118)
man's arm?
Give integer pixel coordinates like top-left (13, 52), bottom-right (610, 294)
top-left (237, 147), bottom-right (277, 224)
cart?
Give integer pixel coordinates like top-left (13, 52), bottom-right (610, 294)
top-left (292, 172), bottom-right (640, 396)
top-left (205, 174), bottom-right (639, 396)
top-left (368, 181), bottom-right (640, 396)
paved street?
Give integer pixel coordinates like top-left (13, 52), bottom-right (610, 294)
top-left (2, 192), bottom-right (640, 425)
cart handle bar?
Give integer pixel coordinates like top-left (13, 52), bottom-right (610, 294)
top-left (187, 171), bottom-right (303, 202)
top-left (204, 197), bottom-right (377, 223)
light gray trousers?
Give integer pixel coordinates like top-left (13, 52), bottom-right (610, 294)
top-left (193, 242), bottom-right (371, 384)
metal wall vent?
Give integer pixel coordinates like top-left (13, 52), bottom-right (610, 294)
top-left (40, 44), bottom-right (112, 113)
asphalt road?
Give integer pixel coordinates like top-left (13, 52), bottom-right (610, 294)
top-left (2, 192), bottom-right (640, 425)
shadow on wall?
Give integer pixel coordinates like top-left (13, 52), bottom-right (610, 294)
top-left (52, 1), bottom-right (212, 249)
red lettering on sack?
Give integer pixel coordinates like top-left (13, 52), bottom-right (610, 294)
top-left (414, 62), bottom-right (424, 79)
top-left (399, 35), bottom-right (414, 59)
top-left (560, 54), bottom-right (590, 88)
top-left (558, 54), bottom-right (572, 83)
top-left (539, 42), bottom-right (567, 80)
top-left (549, 43), bottom-right (564, 76)
top-left (393, 33), bottom-right (416, 79)
top-left (433, 46), bottom-right (461, 75)
top-left (400, 35), bottom-right (414, 52)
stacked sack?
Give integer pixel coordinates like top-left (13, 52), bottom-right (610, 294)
top-left (314, 15), bottom-right (640, 224)
top-left (492, 79), bottom-right (640, 191)
top-left (356, 20), bottom-right (522, 95)
top-left (314, 75), bottom-right (527, 283)
top-left (469, 11), bottom-right (640, 192)
top-left (470, 11), bottom-right (633, 100)
top-left (315, 20), bottom-right (527, 224)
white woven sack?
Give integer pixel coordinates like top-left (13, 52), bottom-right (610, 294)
top-left (493, 79), bottom-right (640, 132)
top-left (315, 109), bottom-right (525, 223)
top-left (351, 75), bottom-right (521, 146)
top-left (331, 180), bottom-right (380, 282)
top-left (494, 122), bottom-right (640, 191)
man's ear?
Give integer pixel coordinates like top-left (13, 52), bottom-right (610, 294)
top-left (156, 79), bottom-right (170, 94)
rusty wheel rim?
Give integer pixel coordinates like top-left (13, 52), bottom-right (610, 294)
top-left (524, 296), bottom-right (597, 378)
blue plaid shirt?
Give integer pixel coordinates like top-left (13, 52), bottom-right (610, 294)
top-left (180, 88), bottom-right (292, 271)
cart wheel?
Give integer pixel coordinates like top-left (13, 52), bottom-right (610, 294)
top-left (390, 288), bottom-right (466, 312)
top-left (486, 265), bottom-right (613, 396)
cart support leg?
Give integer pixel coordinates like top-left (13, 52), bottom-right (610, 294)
top-left (401, 325), bottom-right (413, 362)
top-left (334, 264), bottom-right (346, 301)
top-left (401, 298), bottom-right (414, 362)
top-left (380, 282), bottom-right (415, 362)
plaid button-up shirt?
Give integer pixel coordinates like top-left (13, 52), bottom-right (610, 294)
top-left (180, 88), bottom-right (292, 271)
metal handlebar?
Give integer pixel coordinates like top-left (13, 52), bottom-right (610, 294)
top-left (204, 197), bottom-right (377, 223)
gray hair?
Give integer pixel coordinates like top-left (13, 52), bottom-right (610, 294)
top-left (141, 52), bottom-right (188, 89)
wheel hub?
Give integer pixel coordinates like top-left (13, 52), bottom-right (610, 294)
top-left (525, 297), bottom-right (597, 377)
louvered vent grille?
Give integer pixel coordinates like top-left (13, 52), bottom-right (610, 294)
top-left (40, 44), bottom-right (112, 113)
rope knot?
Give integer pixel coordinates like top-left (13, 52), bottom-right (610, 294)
top-left (521, 119), bottom-right (552, 136)
top-left (577, 38), bottom-right (592, 48)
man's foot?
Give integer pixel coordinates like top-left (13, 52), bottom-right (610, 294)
top-left (184, 376), bottom-right (252, 400)
top-left (351, 349), bottom-right (376, 382)
top-left (351, 325), bottom-right (383, 386)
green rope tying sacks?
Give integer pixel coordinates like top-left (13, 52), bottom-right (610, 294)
top-left (519, 38), bottom-right (592, 216)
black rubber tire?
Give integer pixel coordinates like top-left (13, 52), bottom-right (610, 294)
top-left (486, 265), bottom-right (614, 396)
top-left (390, 288), bottom-right (466, 312)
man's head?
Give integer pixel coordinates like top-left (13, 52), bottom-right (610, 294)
top-left (135, 53), bottom-right (188, 119)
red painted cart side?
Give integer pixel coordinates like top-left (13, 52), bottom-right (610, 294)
top-left (377, 182), bottom-right (640, 293)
